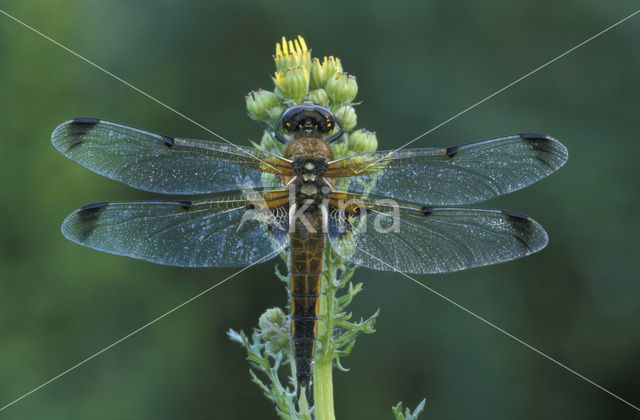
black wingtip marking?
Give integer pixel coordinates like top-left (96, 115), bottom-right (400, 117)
top-left (65, 118), bottom-right (101, 150)
top-left (71, 117), bottom-right (101, 125)
top-left (69, 117), bottom-right (100, 135)
top-left (162, 135), bottom-right (176, 148)
top-left (519, 132), bottom-right (553, 142)
top-left (78, 201), bottom-right (109, 214)
top-left (501, 209), bottom-right (529, 220)
top-left (501, 209), bottom-right (534, 251)
top-left (518, 132), bottom-right (555, 152)
top-left (420, 206), bottom-right (434, 216)
top-left (445, 145), bottom-right (460, 158)
top-left (518, 133), bottom-right (562, 170)
top-left (178, 200), bottom-right (193, 210)
top-left (76, 202), bottom-right (109, 241)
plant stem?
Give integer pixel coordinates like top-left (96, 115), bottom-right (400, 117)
top-left (313, 281), bottom-right (335, 420)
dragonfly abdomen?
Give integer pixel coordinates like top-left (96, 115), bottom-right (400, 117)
top-left (289, 212), bottom-right (325, 395)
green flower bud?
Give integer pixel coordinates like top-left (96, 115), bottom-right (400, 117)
top-left (331, 137), bottom-right (348, 159)
top-left (260, 130), bottom-right (277, 150)
top-left (267, 105), bottom-right (284, 127)
top-left (245, 89), bottom-right (279, 122)
top-left (348, 129), bottom-right (378, 154)
top-left (326, 72), bottom-right (358, 105)
top-left (310, 56), bottom-right (343, 89)
top-left (274, 35), bottom-right (312, 73)
top-left (258, 307), bottom-right (290, 356)
top-left (272, 66), bottom-right (310, 103)
top-left (334, 105), bottom-right (357, 131)
top-left (305, 88), bottom-right (329, 106)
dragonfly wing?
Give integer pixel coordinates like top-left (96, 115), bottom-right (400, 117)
top-left (327, 134), bottom-right (568, 205)
top-left (52, 118), bottom-right (292, 194)
top-left (61, 191), bottom-right (290, 267)
top-left (327, 195), bottom-right (548, 274)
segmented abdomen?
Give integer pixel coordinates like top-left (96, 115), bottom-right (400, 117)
top-left (289, 212), bottom-right (324, 391)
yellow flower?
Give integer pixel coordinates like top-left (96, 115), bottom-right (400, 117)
top-left (272, 66), bottom-right (310, 103)
top-left (310, 56), bottom-right (343, 89)
top-left (274, 35), bottom-right (311, 73)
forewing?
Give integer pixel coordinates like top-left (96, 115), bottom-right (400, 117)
top-left (327, 196), bottom-right (548, 274)
top-left (61, 191), bottom-right (290, 267)
top-left (52, 118), bottom-right (293, 194)
top-left (327, 134), bottom-right (568, 205)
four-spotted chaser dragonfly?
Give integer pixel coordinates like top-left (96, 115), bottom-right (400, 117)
top-left (52, 101), bottom-right (568, 398)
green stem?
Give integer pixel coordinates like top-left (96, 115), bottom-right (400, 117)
top-left (313, 283), bottom-right (335, 420)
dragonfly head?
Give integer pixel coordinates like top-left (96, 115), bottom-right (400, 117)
top-left (275, 101), bottom-right (344, 144)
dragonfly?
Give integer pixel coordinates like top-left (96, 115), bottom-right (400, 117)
top-left (52, 101), bottom-right (568, 400)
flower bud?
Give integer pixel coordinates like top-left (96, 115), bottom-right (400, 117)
top-left (245, 89), bottom-right (279, 122)
top-left (326, 72), bottom-right (358, 105)
top-left (258, 307), bottom-right (290, 356)
top-left (333, 105), bottom-right (357, 131)
top-left (272, 66), bottom-right (310, 102)
top-left (348, 129), bottom-right (378, 154)
top-left (310, 56), bottom-right (343, 89)
top-left (331, 139), bottom-right (348, 159)
top-left (274, 35), bottom-right (311, 73)
top-left (305, 88), bottom-right (329, 106)
top-left (260, 130), bottom-right (277, 150)
top-left (267, 105), bottom-right (284, 126)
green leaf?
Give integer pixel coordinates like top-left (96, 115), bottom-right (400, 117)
top-left (392, 399), bottom-right (427, 420)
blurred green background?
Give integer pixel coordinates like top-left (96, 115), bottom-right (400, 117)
top-left (1, 1), bottom-right (639, 418)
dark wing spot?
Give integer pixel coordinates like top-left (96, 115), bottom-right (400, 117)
top-left (420, 206), bottom-right (434, 216)
top-left (519, 133), bottom-right (556, 169)
top-left (501, 209), bottom-right (529, 220)
top-left (70, 117), bottom-right (100, 129)
top-left (519, 133), bottom-right (554, 152)
top-left (178, 200), bottom-right (193, 210)
top-left (445, 145), bottom-right (460, 158)
top-left (76, 202), bottom-right (109, 241)
top-left (78, 201), bottom-right (109, 217)
top-left (162, 135), bottom-right (176, 148)
top-left (501, 209), bottom-right (534, 251)
top-left (66, 118), bottom-right (101, 150)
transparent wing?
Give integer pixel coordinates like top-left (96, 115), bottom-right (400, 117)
top-left (327, 134), bottom-right (568, 205)
top-left (52, 118), bottom-right (293, 195)
top-left (61, 191), bottom-right (290, 267)
top-left (327, 195), bottom-right (548, 274)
